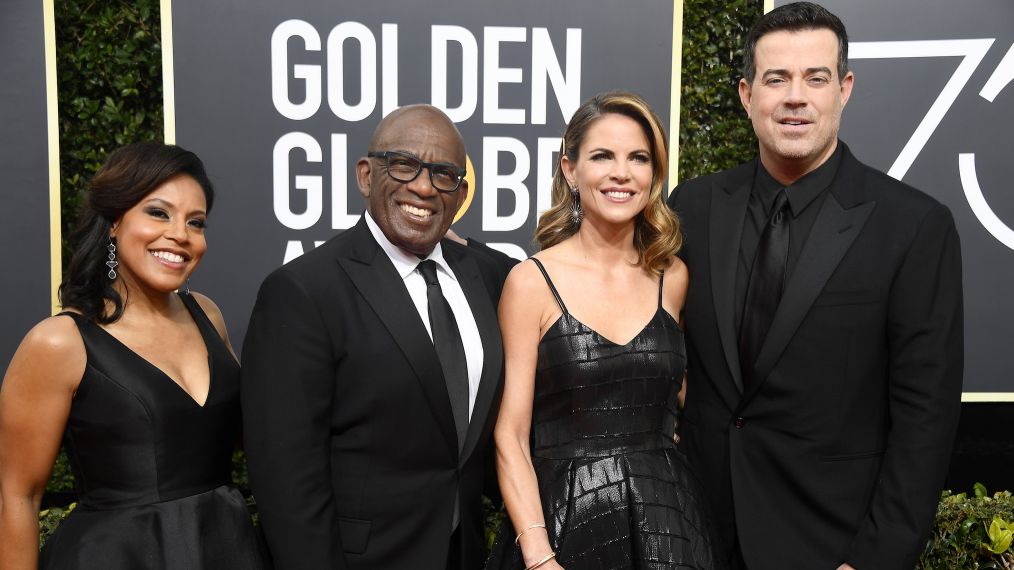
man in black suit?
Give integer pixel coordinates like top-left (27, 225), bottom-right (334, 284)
top-left (668, 3), bottom-right (963, 569)
top-left (242, 104), bottom-right (513, 569)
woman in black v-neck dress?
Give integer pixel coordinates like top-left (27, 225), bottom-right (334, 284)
top-left (487, 92), bottom-right (723, 570)
top-left (0, 143), bottom-right (265, 569)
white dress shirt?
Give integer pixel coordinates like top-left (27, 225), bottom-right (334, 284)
top-left (363, 212), bottom-right (483, 419)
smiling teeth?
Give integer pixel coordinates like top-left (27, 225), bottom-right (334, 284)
top-left (151, 251), bottom-right (184, 263)
top-left (605, 191), bottom-right (632, 199)
top-left (401, 204), bottom-right (433, 217)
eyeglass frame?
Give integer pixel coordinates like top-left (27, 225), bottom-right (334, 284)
top-left (367, 150), bottom-right (467, 193)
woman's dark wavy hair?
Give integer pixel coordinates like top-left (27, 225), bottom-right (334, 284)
top-left (59, 142), bottom-right (214, 324)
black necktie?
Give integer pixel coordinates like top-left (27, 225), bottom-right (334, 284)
top-left (738, 189), bottom-right (790, 385)
top-left (417, 260), bottom-right (469, 450)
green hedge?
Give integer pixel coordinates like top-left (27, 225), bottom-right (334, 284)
top-left (677, 0), bottom-right (761, 181)
top-left (55, 0), bottom-right (163, 262)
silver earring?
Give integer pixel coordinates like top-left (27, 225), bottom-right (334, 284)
top-left (184, 278), bottom-right (191, 295)
top-left (570, 185), bottom-right (583, 226)
top-left (106, 239), bottom-right (118, 280)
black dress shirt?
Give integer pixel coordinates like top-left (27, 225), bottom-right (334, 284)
top-left (734, 145), bottom-right (843, 332)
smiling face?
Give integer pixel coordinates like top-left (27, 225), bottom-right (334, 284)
top-left (356, 106), bottom-right (468, 257)
top-left (740, 28), bottom-right (854, 183)
top-left (561, 112), bottom-right (653, 229)
top-left (110, 174), bottom-right (208, 294)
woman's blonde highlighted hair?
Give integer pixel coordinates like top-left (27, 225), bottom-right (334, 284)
top-left (534, 90), bottom-right (682, 274)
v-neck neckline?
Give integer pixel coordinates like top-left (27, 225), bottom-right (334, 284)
top-left (91, 294), bottom-right (214, 409)
top-left (542, 306), bottom-right (681, 348)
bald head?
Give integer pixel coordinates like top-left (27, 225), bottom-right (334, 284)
top-left (369, 104), bottom-right (466, 165)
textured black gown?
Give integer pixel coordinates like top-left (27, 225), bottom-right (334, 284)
top-left (39, 293), bottom-right (265, 569)
top-left (487, 259), bottom-right (723, 570)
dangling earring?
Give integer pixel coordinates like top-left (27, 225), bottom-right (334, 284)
top-left (106, 238), bottom-right (118, 280)
top-left (184, 278), bottom-right (191, 295)
top-left (570, 185), bottom-right (583, 226)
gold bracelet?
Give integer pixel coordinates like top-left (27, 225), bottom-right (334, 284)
top-left (514, 523), bottom-right (547, 547)
top-left (525, 551), bottom-right (556, 570)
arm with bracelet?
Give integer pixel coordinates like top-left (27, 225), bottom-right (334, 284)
top-left (492, 261), bottom-right (564, 570)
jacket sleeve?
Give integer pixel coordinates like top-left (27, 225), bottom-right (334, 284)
top-left (241, 268), bottom-right (347, 570)
top-left (846, 203), bottom-right (963, 569)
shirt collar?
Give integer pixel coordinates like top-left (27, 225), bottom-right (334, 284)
top-left (755, 142), bottom-right (843, 217)
top-left (363, 211), bottom-right (455, 281)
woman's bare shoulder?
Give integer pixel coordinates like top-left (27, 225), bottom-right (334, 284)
top-left (3, 314), bottom-right (86, 391)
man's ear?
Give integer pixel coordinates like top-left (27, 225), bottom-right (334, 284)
top-left (839, 70), bottom-right (855, 108)
top-left (738, 78), bottom-right (753, 118)
top-left (452, 179), bottom-right (469, 213)
top-left (355, 157), bottom-right (372, 199)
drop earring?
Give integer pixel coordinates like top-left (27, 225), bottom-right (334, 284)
top-left (570, 185), bottom-right (583, 226)
top-left (106, 238), bottom-right (118, 280)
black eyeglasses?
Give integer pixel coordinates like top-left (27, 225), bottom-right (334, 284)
top-left (368, 150), bottom-right (466, 193)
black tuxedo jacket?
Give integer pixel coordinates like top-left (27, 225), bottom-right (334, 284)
top-left (668, 144), bottom-right (963, 570)
top-left (241, 219), bottom-right (513, 570)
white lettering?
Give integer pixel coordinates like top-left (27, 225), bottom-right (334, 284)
top-left (483, 27), bottom-right (527, 124)
top-left (536, 137), bottom-right (561, 217)
top-left (331, 134), bottom-right (360, 229)
top-left (531, 28), bottom-right (581, 124)
top-left (271, 20), bottom-right (322, 120)
top-left (327, 22), bottom-right (377, 121)
top-left (482, 137), bottom-right (530, 231)
top-left (431, 25), bottom-right (479, 122)
top-left (273, 132), bottom-right (323, 230)
top-left (381, 24), bottom-right (399, 116)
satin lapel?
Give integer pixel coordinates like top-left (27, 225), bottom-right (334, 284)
top-left (447, 248), bottom-right (503, 462)
top-left (710, 169), bottom-right (753, 394)
top-left (740, 167), bottom-right (875, 408)
top-left (338, 224), bottom-right (458, 458)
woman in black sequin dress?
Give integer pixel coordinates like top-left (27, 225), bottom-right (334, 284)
top-left (0, 143), bottom-right (265, 568)
top-left (487, 92), bottom-right (724, 570)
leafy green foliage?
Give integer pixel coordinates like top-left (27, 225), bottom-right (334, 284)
top-left (55, 0), bottom-right (163, 264)
top-left (46, 448), bottom-right (76, 492)
top-left (918, 487), bottom-right (1014, 569)
top-left (38, 503), bottom-right (75, 548)
top-left (678, 0), bottom-right (761, 181)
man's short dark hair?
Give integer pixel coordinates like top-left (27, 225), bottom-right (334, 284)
top-left (741, 1), bottom-right (849, 84)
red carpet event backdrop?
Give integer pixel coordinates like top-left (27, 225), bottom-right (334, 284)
top-left (772, 0), bottom-right (1014, 397)
top-left (161, 0), bottom-right (680, 357)
top-left (2, 0), bottom-right (1011, 399)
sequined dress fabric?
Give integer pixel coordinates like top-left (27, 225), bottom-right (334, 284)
top-left (39, 293), bottom-right (266, 569)
top-left (486, 259), bottom-right (723, 570)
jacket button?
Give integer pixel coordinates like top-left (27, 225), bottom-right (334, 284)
top-left (734, 417), bottom-right (745, 428)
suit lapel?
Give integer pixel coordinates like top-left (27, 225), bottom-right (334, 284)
top-left (338, 221), bottom-right (458, 458)
top-left (445, 246), bottom-right (503, 462)
top-left (740, 148), bottom-right (876, 407)
top-left (710, 162), bottom-right (754, 394)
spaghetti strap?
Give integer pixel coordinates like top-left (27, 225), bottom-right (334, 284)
top-left (657, 270), bottom-right (665, 310)
top-left (529, 257), bottom-right (568, 314)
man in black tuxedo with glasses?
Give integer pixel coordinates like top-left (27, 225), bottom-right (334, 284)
top-left (243, 104), bottom-right (514, 570)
